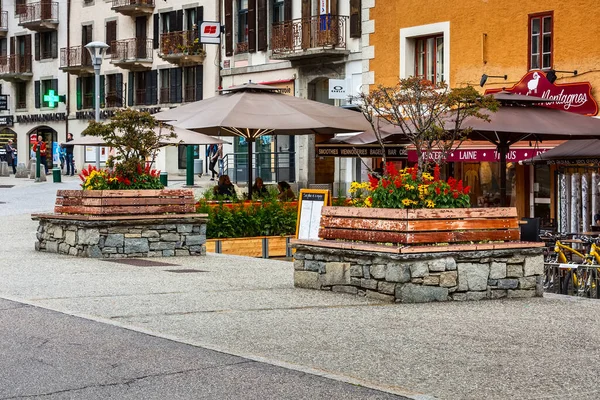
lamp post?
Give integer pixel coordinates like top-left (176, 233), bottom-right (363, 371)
top-left (85, 41), bottom-right (109, 169)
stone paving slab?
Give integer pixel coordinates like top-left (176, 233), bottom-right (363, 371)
top-left (1, 176), bottom-right (600, 399)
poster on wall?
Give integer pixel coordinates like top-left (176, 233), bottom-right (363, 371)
top-left (84, 146), bottom-right (109, 163)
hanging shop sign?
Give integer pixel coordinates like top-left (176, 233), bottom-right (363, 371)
top-left (485, 71), bottom-right (598, 116)
top-left (407, 147), bottom-right (551, 163)
top-left (0, 95), bottom-right (8, 111)
top-left (0, 115), bottom-right (13, 127)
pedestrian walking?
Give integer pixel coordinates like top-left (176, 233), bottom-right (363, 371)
top-left (32, 135), bottom-right (48, 175)
top-left (62, 133), bottom-right (75, 176)
top-left (208, 144), bottom-right (219, 181)
top-left (4, 139), bottom-right (16, 174)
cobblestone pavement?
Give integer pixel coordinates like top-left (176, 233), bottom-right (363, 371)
top-left (1, 175), bottom-right (600, 400)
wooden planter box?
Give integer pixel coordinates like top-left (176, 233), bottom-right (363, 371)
top-left (319, 206), bottom-right (521, 246)
top-left (206, 235), bottom-right (294, 258)
top-left (54, 189), bottom-right (195, 216)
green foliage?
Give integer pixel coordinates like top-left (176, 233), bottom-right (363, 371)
top-left (196, 198), bottom-right (298, 239)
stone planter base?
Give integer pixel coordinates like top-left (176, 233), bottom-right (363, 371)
top-left (292, 243), bottom-right (545, 302)
top-left (32, 214), bottom-right (207, 258)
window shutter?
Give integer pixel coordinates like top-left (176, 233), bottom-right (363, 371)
top-left (176, 10), bottom-right (183, 32)
top-left (301, 0), bottom-right (310, 49)
top-left (153, 14), bottom-right (159, 49)
top-left (330, 0), bottom-right (337, 15)
top-left (148, 70), bottom-right (158, 105)
top-left (196, 6), bottom-right (204, 27)
top-left (128, 72), bottom-right (134, 106)
top-left (116, 73), bottom-right (123, 107)
top-left (169, 11), bottom-right (176, 33)
top-left (25, 34), bottom-right (31, 55)
top-left (195, 65), bottom-right (203, 101)
top-left (284, 0), bottom-right (292, 20)
top-left (34, 33), bottom-right (40, 61)
top-left (248, 0), bottom-right (256, 52)
top-left (76, 77), bottom-right (82, 110)
top-left (225, 1), bottom-right (233, 56)
top-left (106, 21), bottom-right (116, 54)
top-left (10, 37), bottom-right (15, 55)
top-left (34, 80), bottom-right (40, 108)
top-left (51, 31), bottom-right (58, 58)
top-left (52, 78), bottom-right (58, 93)
top-left (176, 68), bottom-right (182, 103)
top-left (99, 75), bottom-right (105, 108)
top-left (349, 0), bottom-right (361, 38)
top-left (170, 68), bottom-right (182, 103)
top-left (257, 0), bottom-right (267, 51)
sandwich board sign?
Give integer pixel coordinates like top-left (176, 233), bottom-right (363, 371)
top-left (295, 189), bottom-right (331, 240)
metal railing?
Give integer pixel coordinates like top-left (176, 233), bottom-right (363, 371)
top-left (111, 38), bottom-right (153, 62)
top-left (60, 46), bottom-right (92, 68)
top-left (112, 0), bottom-right (154, 7)
top-left (135, 89), bottom-right (149, 105)
top-left (160, 30), bottom-right (203, 56)
top-left (222, 151), bottom-right (296, 185)
top-left (0, 54), bottom-right (32, 74)
top-left (271, 15), bottom-right (348, 54)
top-left (183, 85), bottom-right (196, 102)
top-left (83, 93), bottom-right (94, 109)
top-left (19, 1), bottom-right (58, 24)
top-left (0, 11), bottom-right (8, 30)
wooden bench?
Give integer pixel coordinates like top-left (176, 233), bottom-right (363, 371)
top-left (318, 206), bottom-right (522, 246)
top-left (54, 189), bottom-right (195, 216)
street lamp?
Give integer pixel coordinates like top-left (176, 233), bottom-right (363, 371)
top-left (85, 41), bottom-right (109, 169)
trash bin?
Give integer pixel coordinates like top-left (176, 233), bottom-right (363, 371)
top-left (193, 159), bottom-right (203, 174)
top-left (52, 167), bottom-right (61, 183)
top-left (520, 217), bottom-right (540, 242)
top-left (160, 171), bottom-right (168, 186)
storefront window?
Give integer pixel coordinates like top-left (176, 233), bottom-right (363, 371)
top-left (454, 162), bottom-right (516, 208)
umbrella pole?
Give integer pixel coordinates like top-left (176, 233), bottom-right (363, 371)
top-left (499, 143), bottom-right (508, 207)
top-left (186, 144), bottom-right (194, 186)
top-left (247, 138), bottom-right (253, 199)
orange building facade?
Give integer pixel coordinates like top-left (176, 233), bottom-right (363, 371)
top-left (362, 0), bottom-right (600, 225)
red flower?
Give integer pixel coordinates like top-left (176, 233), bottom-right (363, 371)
top-left (463, 186), bottom-right (471, 195)
top-left (368, 174), bottom-right (379, 190)
top-left (382, 179), bottom-right (390, 189)
top-left (453, 191), bottom-right (459, 199)
top-left (124, 178), bottom-right (131, 186)
top-left (447, 177), bottom-right (456, 189)
top-left (444, 188), bottom-right (449, 195)
top-left (457, 180), bottom-right (463, 192)
top-left (386, 162), bottom-right (398, 177)
top-left (389, 189), bottom-right (393, 194)
top-left (136, 163), bottom-right (143, 175)
top-left (435, 187), bottom-right (441, 195)
top-left (394, 177), bottom-right (402, 188)
top-left (433, 165), bottom-right (440, 182)
top-left (411, 168), bottom-right (417, 181)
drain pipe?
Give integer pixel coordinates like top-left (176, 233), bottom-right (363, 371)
top-left (65, 0), bottom-right (71, 140)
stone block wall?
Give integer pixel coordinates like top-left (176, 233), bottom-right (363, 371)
top-left (34, 217), bottom-right (207, 258)
top-left (292, 245), bottom-right (545, 302)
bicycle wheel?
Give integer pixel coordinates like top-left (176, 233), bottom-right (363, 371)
top-left (544, 254), bottom-right (558, 291)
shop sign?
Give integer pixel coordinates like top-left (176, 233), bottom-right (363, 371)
top-left (0, 95), bottom-right (8, 111)
top-left (407, 148), bottom-right (550, 163)
top-left (75, 107), bottom-right (161, 120)
top-left (485, 71), bottom-right (598, 116)
top-left (259, 79), bottom-right (294, 96)
top-left (200, 22), bottom-right (221, 44)
top-left (328, 79), bottom-right (347, 100)
top-left (317, 145), bottom-right (408, 158)
top-left (16, 112), bottom-right (67, 124)
top-left (0, 115), bottom-right (13, 127)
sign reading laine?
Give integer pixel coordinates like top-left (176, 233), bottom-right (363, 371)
top-left (485, 71), bottom-right (598, 116)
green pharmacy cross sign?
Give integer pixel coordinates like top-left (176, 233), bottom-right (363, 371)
top-left (43, 90), bottom-right (66, 108)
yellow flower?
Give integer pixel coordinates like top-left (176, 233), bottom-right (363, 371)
top-left (402, 198), bottom-right (417, 206)
top-left (364, 197), bottom-right (372, 207)
top-left (422, 172), bottom-right (433, 181)
top-left (425, 199), bottom-right (435, 208)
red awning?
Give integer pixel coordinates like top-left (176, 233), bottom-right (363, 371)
top-left (407, 142), bottom-right (556, 163)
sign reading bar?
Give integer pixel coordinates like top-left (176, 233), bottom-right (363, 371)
top-left (407, 148), bottom-right (550, 163)
top-left (485, 71), bottom-right (598, 116)
top-left (316, 145), bottom-right (407, 158)
top-left (296, 189), bottom-right (331, 240)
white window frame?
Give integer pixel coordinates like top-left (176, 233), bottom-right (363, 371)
top-left (399, 21), bottom-right (450, 87)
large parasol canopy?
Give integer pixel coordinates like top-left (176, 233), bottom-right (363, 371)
top-left (154, 82), bottom-right (372, 196)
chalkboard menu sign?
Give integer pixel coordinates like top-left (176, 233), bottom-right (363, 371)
top-left (295, 189), bottom-right (331, 240)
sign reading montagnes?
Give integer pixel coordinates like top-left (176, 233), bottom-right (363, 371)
top-left (485, 71), bottom-right (598, 116)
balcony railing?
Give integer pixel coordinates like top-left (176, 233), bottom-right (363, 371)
top-left (0, 54), bottom-right (33, 79)
top-left (0, 11), bottom-right (8, 35)
top-left (184, 86), bottom-right (196, 102)
top-left (83, 93), bottom-right (94, 109)
top-left (271, 15), bottom-right (348, 57)
top-left (135, 89), bottom-right (148, 105)
top-left (159, 30), bottom-right (205, 65)
top-left (19, 1), bottom-right (59, 30)
top-left (159, 87), bottom-right (169, 103)
top-left (112, 0), bottom-right (154, 16)
top-left (60, 46), bottom-right (93, 75)
top-left (105, 90), bottom-right (123, 108)
top-left (110, 38), bottom-right (153, 69)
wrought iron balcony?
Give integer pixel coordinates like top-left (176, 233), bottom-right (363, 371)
top-left (18, 1), bottom-right (59, 32)
top-left (0, 55), bottom-right (33, 81)
top-left (159, 30), bottom-right (206, 66)
top-left (59, 46), bottom-right (93, 76)
top-left (110, 38), bottom-right (153, 70)
top-left (111, 0), bottom-right (154, 17)
top-left (270, 15), bottom-right (349, 61)
top-left (0, 12), bottom-right (8, 37)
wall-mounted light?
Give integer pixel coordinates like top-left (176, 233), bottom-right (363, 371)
top-left (480, 74), bottom-right (507, 87)
top-left (546, 69), bottom-right (578, 84)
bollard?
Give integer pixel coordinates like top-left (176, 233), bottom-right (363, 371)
top-left (160, 171), bottom-right (168, 187)
top-left (52, 167), bottom-right (62, 183)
